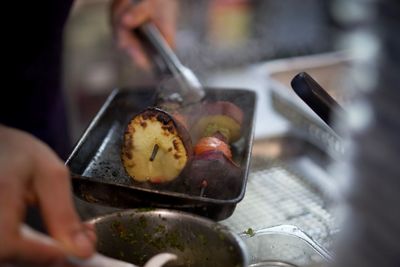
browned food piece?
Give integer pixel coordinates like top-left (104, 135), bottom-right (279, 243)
top-left (194, 136), bottom-right (232, 159)
top-left (184, 150), bottom-right (242, 199)
top-left (191, 101), bottom-right (244, 144)
top-left (121, 107), bottom-right (192, 183)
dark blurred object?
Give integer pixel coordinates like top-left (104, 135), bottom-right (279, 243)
top-left (291, 72), bottom-right (343, 128)
top-left (3, 0), bottom-right (74, 159)
top-left (332, 0), bottom-right (400, 266)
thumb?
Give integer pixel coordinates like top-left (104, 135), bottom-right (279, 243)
top-left (32, 152), bottom-right (95, 259)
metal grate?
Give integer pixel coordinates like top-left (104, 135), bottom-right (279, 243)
top-left (222, 158), bottom-right (337, 250)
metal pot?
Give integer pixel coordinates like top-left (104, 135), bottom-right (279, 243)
top-left (87, 209), bottom-right (249, 267)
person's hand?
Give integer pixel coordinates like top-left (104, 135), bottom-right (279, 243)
top-left (0, 125), bottom-right (95, 266)
top-left (110, 0), bottom-right (178, 70)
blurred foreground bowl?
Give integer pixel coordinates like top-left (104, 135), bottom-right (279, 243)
top-left (88, 209), bottom-right (249, 267)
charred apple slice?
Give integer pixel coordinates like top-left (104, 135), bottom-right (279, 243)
top-left (121, 107), bottom-right (192, 183)
top-left (191, 101), bottom-right (244, 144)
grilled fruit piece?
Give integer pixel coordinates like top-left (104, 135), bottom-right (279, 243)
top-left (184, 151), bottom-right (242, 199)
top-left (191, 101), bottom-right (244, 144)
top-left (194, 137), bottom-right (232, 159)
top-left (121, 107), bottom-right (192, 183)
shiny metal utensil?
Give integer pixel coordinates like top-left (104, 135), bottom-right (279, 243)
top-left (135, 22), bottom-right (205, 106)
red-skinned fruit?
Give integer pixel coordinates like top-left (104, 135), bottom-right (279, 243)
top-left (194, 136), bottom-right (232, 159)
top-left (184, 150), bottom-right (242, 199)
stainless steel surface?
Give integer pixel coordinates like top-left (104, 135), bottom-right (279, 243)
top-left (87, 209), bottom-right (249, 267)
top-left (264, 51), bottom-right (350, 157)
top-left (67, 87), bottom-right (256, 220)
top-left (241, 225), bottom-right (331, 267)
top-left (270, 80), bottom-right (343, 159)
top-left (222, 134), bottom-right (338, 251)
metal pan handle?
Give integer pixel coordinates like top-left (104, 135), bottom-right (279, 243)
top-left (290, 72), bottom-right (344, 127)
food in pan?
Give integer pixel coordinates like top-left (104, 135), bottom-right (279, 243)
top-left (121, 107), bottom-right (192, 183)
top-left (190, 101), bottom-right (244, 144)
top-left (189, 134), bottom-right (241, 198)
top-left (185, 150), bottom-right (242, 198)
top-left (194, 136), bottom-right (232, 159)
top-left (121, 100), bottom-right (244, 198)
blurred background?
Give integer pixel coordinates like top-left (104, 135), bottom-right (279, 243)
top-left (63, 0), bottom-right (337, 142)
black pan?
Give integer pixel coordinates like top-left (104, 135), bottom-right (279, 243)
top-left (67, 87), bottom-right (256, 220)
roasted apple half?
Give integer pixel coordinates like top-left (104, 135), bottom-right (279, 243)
top-left (121, 107), bottom-right (192, 183)
top-left (191, 101), bottom-right (244, 144)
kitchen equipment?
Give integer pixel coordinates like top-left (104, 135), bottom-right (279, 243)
top-left (263, 51), bottom-right (349, 157)
top-left (135, 21), bottom-right (204, 106)
top-left (87, 209), bottom-right (249, 267)
top-left (290, 72), bottom-right (344, 127)
top-left (222, 133), bottom-right (338, 251)
top-left (240, 225), bottom-right (331, 267)
top-left (67, 87), bottom-right (256, 221)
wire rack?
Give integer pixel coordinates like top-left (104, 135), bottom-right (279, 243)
top-left (221, 157), bottom-right (337, 250)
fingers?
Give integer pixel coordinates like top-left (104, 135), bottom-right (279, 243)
top-left (0, 126), bottom-right (95, 265)
top-left (0, 172), bottom-right (26, 260)
top-left (82, 223), bottom-right (97, 245)
top-left (111, 0), bottom-right (178, 69)
top-left (120, 0), bottom-right (153, 29)
top-left (113, 0), bottom-right (153, 69)
top-left (120, 0), bottom-right (177, 47)
top-left (32, 149), bottom-right (95, 259)
top-left (117, 28), bottom-right (152, 70)
top-left (153, 0), bottom-right (178, 48)
top-left (12, 237), bottom-right (65, 266)
top-left (0, 163), bottom-right (64, 265)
